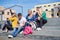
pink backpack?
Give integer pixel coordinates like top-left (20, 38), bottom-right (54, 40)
top-left (23, 26), bottom-right (32, 35)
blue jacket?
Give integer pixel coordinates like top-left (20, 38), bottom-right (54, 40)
top-left (34, 12), bottom-right (39, 21)
top-left (26, 15), bottom-right (35, 22)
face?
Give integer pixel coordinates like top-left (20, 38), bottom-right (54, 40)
top-left (28, 10), bottom-right (32, 15)
top-left (18, 15), bottom-right (22, 20)
top-left (36, 8), bottom-right (40, 11)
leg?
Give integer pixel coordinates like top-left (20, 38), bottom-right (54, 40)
top-left (7, 25), bottom-right (13, 31)
top-left (11, 27), bottom-right (24, 37)
top-left (43, 19), bottom-right (47, 25)
top-left (36, 19), bottom-right (42, 28)
top-left (11, 28), bottom-right (18, 36)
top-left (2, 24), bottom-right (7, 30)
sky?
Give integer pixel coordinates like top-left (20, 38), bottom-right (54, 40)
top-left (0, 0), bottom-right (60, 17)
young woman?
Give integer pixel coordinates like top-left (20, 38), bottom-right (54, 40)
top-left (2, 13), bottom-right (18, 32)
top-left (26, 10), bottom-right (36, 29)
top-left (8, 13), bottom-right (27, 38)
top-left (26, 9), bottom-right (35, 22)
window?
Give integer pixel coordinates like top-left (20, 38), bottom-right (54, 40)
top-left (48, 5), bottom-right (50, 7)
top-left (53, 4), bottom-right (56, 6)
top-left (36, 6), bottom-right (42, 8)
top-left (57, 13), bottom-right (59, 16)
top-left (51, 13), bottom-right (54, 16)
top-left (51, 9), bottom-right (54, 11)
top-left (45, 9), bottom-right (48, 11)
top-left (2, 11), bottom-right (4, 14)
top-left (58, 4), bottom-right (60, 5)
top-left (7, 12), bottom-right (9, 15)
top-left (36, 7), bottom-right (40, 8)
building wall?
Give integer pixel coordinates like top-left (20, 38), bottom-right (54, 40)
top-left (0, 6), bottom-right (4, 21)
top-left (4, 9), bottom-right (16, 19)
top-left (32, 2), bottom-right (60, 18)
top-left (0, 6), bottom-right (16, 21)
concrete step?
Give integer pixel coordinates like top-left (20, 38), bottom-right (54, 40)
top-left (0, 32), bottom-right (60, 40)
top-left (43, 26), bottom-right (60, 30)
top-left (44, 18), bottom-right (60, 26)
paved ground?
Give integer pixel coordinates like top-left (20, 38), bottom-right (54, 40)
top-left (0, 26), bottom-right (60, 40)
top-left (0, 18), bottom-right (60, 40)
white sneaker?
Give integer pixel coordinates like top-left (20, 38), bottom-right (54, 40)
top-left (8, 35), bottom-right (13, 38)
top-left (20, 31), bottom-right (23, 34)
top-left (36, 28), bottom-right (42, 31)
top-left (2, 29), bottom-right (8, 33)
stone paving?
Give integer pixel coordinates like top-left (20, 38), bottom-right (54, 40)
top-left (0, 18), bottom-right (60, 40)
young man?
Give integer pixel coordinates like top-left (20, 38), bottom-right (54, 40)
top-left (8, 13), bottom-right (27, 38)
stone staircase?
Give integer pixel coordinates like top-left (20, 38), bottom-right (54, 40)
top-left (0, 18), bottom-right (60, 40)
top-left (44, 18), bottom-right (60, 26)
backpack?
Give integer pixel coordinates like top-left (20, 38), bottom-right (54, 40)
top-left (23, 26), bottom-right (32, 35)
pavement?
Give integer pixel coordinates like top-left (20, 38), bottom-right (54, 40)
top-left (0, 26), bottom-right (60, 40)
top-left (0, 18), bottom-right (60, 40)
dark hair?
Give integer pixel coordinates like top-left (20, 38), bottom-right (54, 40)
top-left (28, 14), bottom-right (30, 16)
top-left (11, 13), bottom-right (14, 15)
top-left (18, 13), bottom-right (22, 16)
top-left (36, 7), bottom-right (40, 8)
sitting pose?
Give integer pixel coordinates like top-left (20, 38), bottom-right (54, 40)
top-left (34, 7), bottom-right (47, 30)
top-left (8, 13), bottom-right (27, 38)
top-left (2, 13), bottom-right (18, 32)
top-left (26, 9), bottom-right (36, 29)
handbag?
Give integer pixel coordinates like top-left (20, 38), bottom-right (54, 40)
top-left (23, 26), bottom-right (32, 35)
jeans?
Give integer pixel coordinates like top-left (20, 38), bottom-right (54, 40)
top-left (11, 22), bottom-right (31, 37)
top-left (11, 27), bottom-right (24, 37)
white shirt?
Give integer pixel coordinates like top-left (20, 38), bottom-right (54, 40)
top-left (19, 16), bottom-right (27, 27)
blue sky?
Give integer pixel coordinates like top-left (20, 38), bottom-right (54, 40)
top-left (0, 0), bottom-right (60, 17)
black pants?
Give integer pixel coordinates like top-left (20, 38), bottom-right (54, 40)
top-left (2, 24), bottom-right (13, 31)
top-left (36, 18), bottom-right (47, 28)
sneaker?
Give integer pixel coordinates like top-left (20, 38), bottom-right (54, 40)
top-left (5, 29), bottom-right (8, 32)
top-left (8, 35), bottom-right (13, 38)
top-left (20, 31), bottom-right (23, 34)
top-left (36, 28), bottom-right (42, 31)
top-left (2, 29), bottom-right (8, 33)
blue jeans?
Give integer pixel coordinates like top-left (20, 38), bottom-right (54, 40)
top-left (11, 27), bottom-right (24, 37)
top-left (11, 22), bottom-right (31, 37)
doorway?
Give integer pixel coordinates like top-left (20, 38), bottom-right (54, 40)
top-left (57, 8), bottom-right (60, 17)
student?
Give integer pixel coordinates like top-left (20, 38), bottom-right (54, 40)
top-left (33, 7), bottom-right (40, 21)
top-left (8, 13), bottom-right (27, 38)
top-left (36, 8), bottom-right (47, 31)
top-left (32, 7), bottom-right (42, 30)
top-left (26, 9), bottom-right (35, 22)
top-left (26, 10), bottom-right (36, 29)
top-left (9, 13), bottom-right (18, 28)
top-left (2, 18), bottom-right (12, 32)
top-left (2, 13), bottom-right (18, 32)
top-left (41, 11), bottom-right (47, 26)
